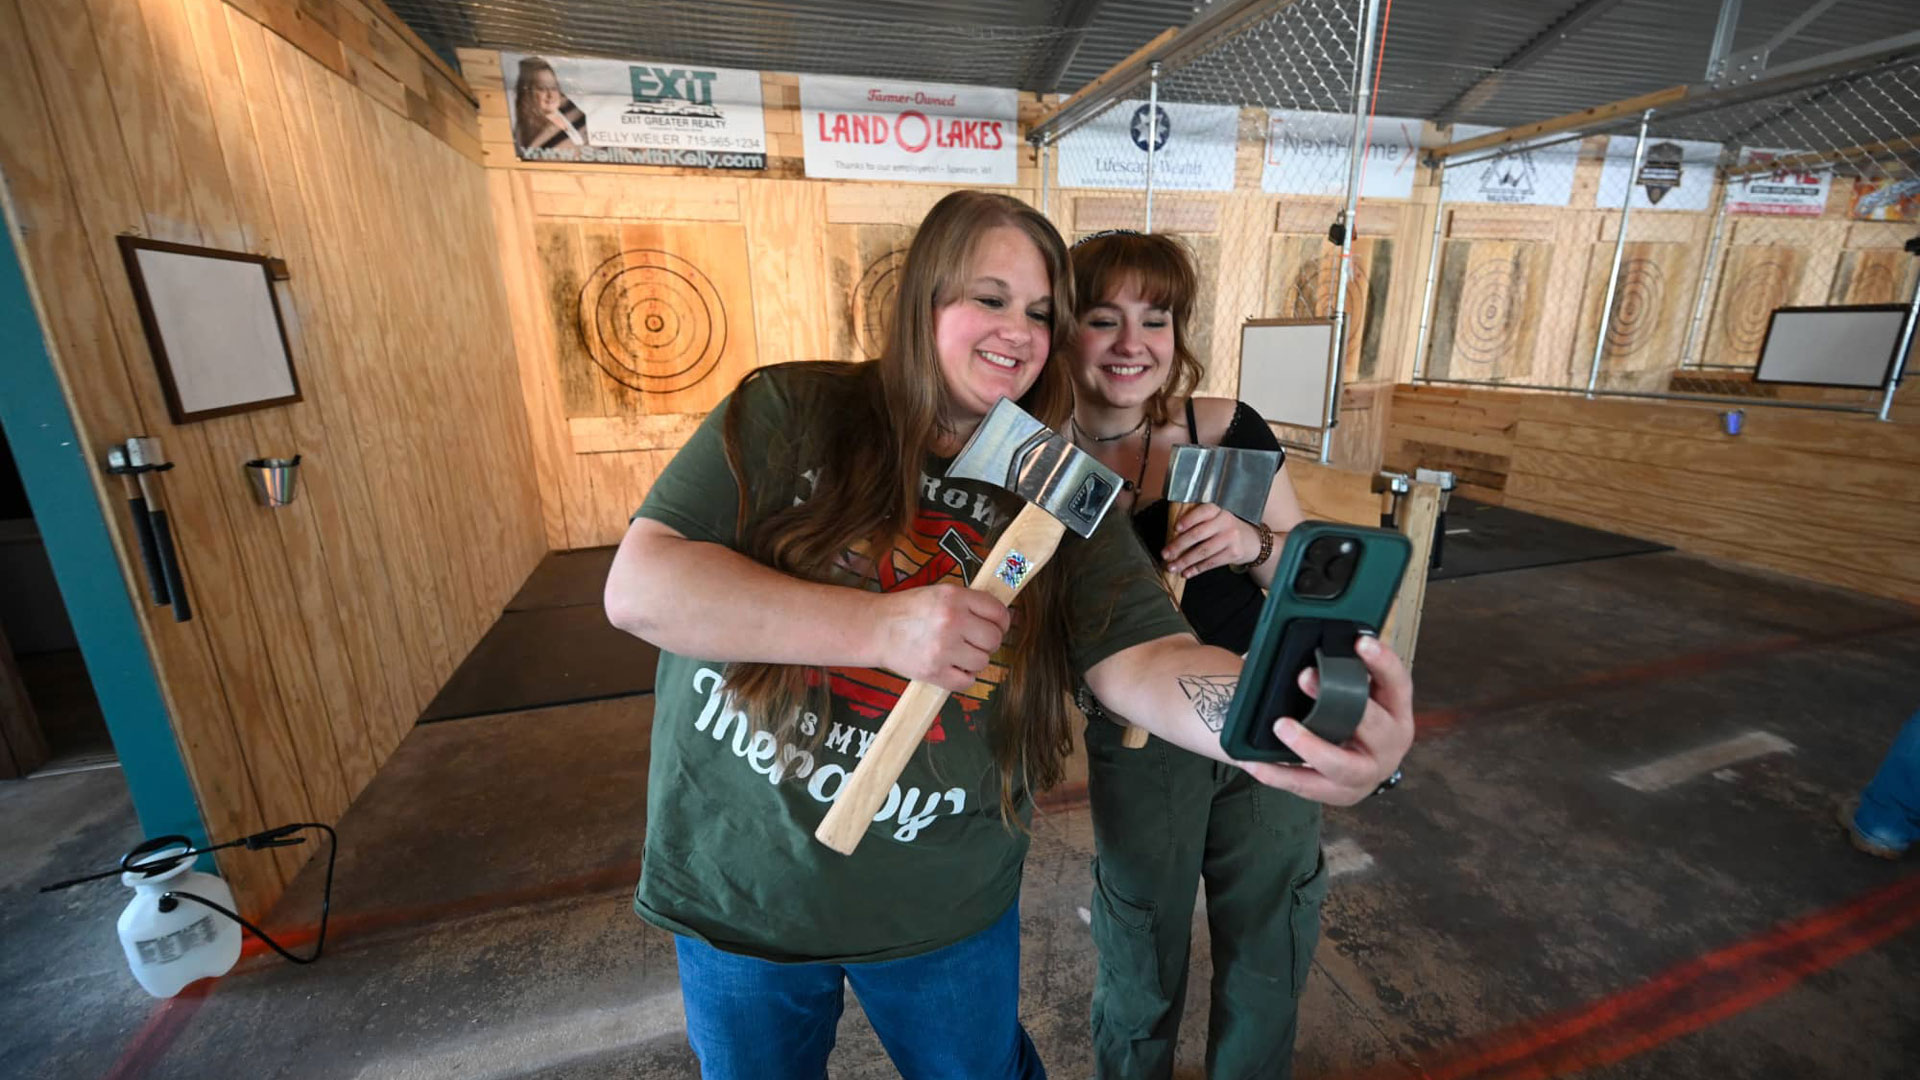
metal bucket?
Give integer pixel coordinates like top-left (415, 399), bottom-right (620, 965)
top-left (244, 455), bottom-right (301, 508)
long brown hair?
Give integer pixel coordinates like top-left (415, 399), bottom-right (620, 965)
top-left (512, 58), bottom-right (565, 149)
top-left (720, 191), bottom-right (1083, 817)
top-left (1071, 231), bottom-right (1204, 427)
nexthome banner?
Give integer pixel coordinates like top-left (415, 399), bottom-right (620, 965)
top-left (800, 75), bottom-right (1017, 184)
top-left (499, 51), bottom-right (767, 169)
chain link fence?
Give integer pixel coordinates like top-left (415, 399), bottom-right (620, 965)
top-left (1416, 50), bottom-right (1920, 417)
top-left (1033, 0), bottom-right (1382, 458)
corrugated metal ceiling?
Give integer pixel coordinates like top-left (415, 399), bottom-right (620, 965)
top-left (388, 0), bottom-right (1920, 128)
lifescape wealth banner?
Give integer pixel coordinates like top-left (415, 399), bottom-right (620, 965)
top-left (800, 75), bottom-right (1018, 184)
top-left (500, 51), bottom-right (768, 169)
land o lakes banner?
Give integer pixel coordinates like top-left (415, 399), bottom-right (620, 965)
top-left (800, 75), bottom-right (1017, 184)
top-left (500, 51), bottom-right (767, 168)
top-left (1056, 100), bottom-right (1240, 191)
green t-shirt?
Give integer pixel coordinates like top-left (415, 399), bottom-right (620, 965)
top-left (630, 363), bottom-right (1191, 963)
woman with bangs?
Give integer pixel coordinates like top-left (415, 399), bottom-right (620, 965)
top-left (1068, 229), bottom-right (1325, 1079)
top-left (606, 193), bottom-right (1413, 1080)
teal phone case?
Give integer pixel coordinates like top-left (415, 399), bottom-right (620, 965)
top-left (1219, 521), bottom-right (1411, 763)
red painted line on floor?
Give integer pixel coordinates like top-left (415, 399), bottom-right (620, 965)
top-left (98, 978), bottom-right (213, 1080)
top-left (237, 859), bottom-right (645, 963)
top-left (1417, 618), bottom-right (1920, 738)
top-left (1326, 872), bottom-right (1920, 1080)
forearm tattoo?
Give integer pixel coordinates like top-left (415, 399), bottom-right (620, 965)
top-left (1177, 675), bottom-right (1239, 733)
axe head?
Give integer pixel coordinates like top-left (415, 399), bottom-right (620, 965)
top-left (1164, 444), bottom-right (1281, 524)
top-left (947, 398), bottom-right (1123, 538)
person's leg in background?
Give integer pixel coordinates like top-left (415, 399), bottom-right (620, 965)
top-left (1844, 708), bottom-right (1920, 858)
top-left (845, 901), bottom-right (1045, 1080)
top-left (1198, 773), bottom-right (1325, 1080)
top-left (675, 935), bottom-right (845, 1080)
top-left (1085, 716), bottom-right (1216, 1079)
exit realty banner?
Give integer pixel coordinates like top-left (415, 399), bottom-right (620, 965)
top-left (800, 75), bottom-right (1018, 184)
top-left (500, 51), bottom-right (767, 168)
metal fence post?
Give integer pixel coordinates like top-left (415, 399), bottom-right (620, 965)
top-left (1881, 275), bottom-right (1920, 422)
top-left (1144, 61), bottom-right (1160, 233)
top-left (1323, 0), bottom-right (1382, 462)
top-left (1587, 108), bottom-right (1654, 398)
top-left (1678, 173), bottom-right (1730, 370)
top-left (1038, 139), bottom-right (1051, 218)
top-left (1411, 160), bottom-right (1447, 382)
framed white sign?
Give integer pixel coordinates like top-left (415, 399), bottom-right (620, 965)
top-left (1754, 304), bottom-right (1910, 389)
top-left (118, 237), bottom-right (300, 425)
top-left (1239, 318), bottom-right (1336, 430)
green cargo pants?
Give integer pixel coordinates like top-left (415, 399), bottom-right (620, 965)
top-left (1085, 715), bottom-right (1328, 1080)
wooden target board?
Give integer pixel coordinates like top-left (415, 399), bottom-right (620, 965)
top-left (1426, 239), bottom-right (1550, 382)
top-left (827, 224), bottom-right (915, 362)
top-left (1573, 241), bottom-right (1690, 391)
top-left (1829, 247), bottom-right (1919, 305)
top-left (1265, 234), bottom-right (1394, 381)
top-left (536, 220), bottom-right (758, 420)
top-left (1702, 245), bottom-right (1805, 368)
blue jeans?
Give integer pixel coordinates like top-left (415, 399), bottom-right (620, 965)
top-left (1853, 710), bottom-right (1920, 852)
top-left (674, 902), bottom-right (1046, 1080)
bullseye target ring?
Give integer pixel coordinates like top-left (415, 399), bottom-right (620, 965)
top-left (853, 250), bottom-right (909, 360)
top-left (1456, 258), bottom-right (1522, 366)
top-left (1287, 255), bottom-right (1366, 320)
top-left (578, 248), bottom-right (728, 394)
top-left (1727, 261), bottom-right (1789, 356)
top-left (1604, 257), bottom-right (1665, 356)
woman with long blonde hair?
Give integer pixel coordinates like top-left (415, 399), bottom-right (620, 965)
top-left (605, 192), bottom-right (1413, 1079)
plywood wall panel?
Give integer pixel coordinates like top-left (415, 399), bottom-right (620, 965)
top-left (3, 0), bottom-right (543, 915)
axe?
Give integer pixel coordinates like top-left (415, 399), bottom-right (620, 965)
top-left (1115, 443), bottom-right (1281, 749)
top-left (814, 398), bottom-right (1124, 855)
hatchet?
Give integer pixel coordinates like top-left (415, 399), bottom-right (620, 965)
top-left (1115, 443), bottom-right (1281, 749)
top-left (815, 397), bottom-right (1124, 855)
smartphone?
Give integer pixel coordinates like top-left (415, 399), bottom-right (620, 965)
top-left (1218, 521), bottom-right (1411, 763)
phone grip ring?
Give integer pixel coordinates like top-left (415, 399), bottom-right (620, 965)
top-left (1300, 648), bottom-right (1371, 747)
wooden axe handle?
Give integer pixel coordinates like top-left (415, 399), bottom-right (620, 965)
top-left (1117, 500), bottom-right (1194, 751)
top-left (815, 502), bottom-right (1069, 855)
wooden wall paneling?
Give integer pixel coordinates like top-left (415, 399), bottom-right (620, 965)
top-left (602, 220), bottom-right (760, 418)
top-left (1173, 229), bottom-right (1223, 391)
top-left (153, 0), bottom-right (352, 829)
top-left (350, 87), bottom-right (488, 652)
top-left (267, 33), bottom-right (440, 711)
top-left (1513, 444), bottom-right (1920, 546)
top-left (12, 0), bottom-right (307, 893)
top-left (574, 223), bottom-right (647, 419)
top-left (743, 181), bottom-right (831, 369)
top-left (826, 222), bottom-right (915, 363)
top-left (1526, 212), bottom-right (1594, 386)
top-left (528, 173), bottom-right (742, 222)
top-left (1506, 489), bottom-right (1918, 604)
top-left (570, 415), bottom-right (707, 454)
top-left (237, 14), bottom-right (425, 750)
top-left (183, 0), bottom-right (362, 810)
top-left (1073, 195), bottom-right (1217, 233)
top-left (1518, 392), bottom-right (1920, 463)
top-left (1505, 471), bottom-right (1920, 599)
top-left (296, 54), bottom-right (454, 693)
top-left (1383, 386), bottom-right (1521, 501)
top-left (493, 171), bottom-right (575, 548)
top-left (1512, 417), bottom-right (1915, 504)
top-left (82, 0), bottom-right (205, 240)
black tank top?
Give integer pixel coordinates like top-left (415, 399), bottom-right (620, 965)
top-left (1130, 400), bottom-right (1284, 655)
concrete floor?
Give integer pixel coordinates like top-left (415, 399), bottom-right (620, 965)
top-left (5, 548), bottom-right (1918, 1079)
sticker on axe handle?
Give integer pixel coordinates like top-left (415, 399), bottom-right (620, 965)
top-left (996, 551), bottom-right (1032, 590)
